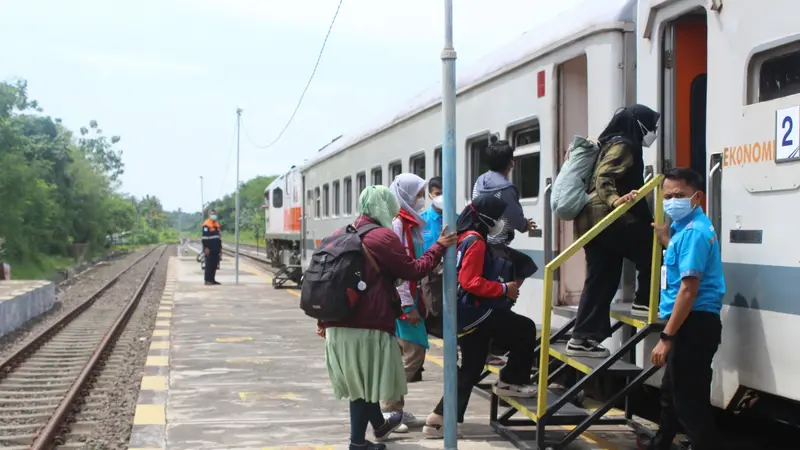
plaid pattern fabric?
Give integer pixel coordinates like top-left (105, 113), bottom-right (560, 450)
top-left (573, 142), bottom-right (636, 238)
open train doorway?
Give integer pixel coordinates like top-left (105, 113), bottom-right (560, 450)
top-left (661, 10), bottom-right (708, 204)
top-left (555, 53), bottom-right (588, 306)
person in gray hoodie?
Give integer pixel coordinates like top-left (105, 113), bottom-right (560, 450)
top-left (472, 136), bottom-right (539, 363)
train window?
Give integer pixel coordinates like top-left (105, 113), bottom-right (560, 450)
top-left (356, 172), bottom-right (366, 195)
top-left (510, 122), bottom-right (541, 199)
top-left (389, 161), bottom-right (402, 182)
top-left (332, 181), bottom-right (341, 216)
top-left (468, 136), bottom-right (491, 195)
top-left (434, 146), bottom-right (442, 176)
top-left (371, 167), bottom-right (383, 186)
top-left (343, 177), bottom-right (353, 215)
top-left (272, 187), bottom-right (284, 208)
top-left (410, 154), bottom-right (426, 179)
top-left (750, 43), bottom-right (800, 103)
top-left (322, 184), bottom-right (330, 217)
top-left (314, 187), bottom-right (321, 218)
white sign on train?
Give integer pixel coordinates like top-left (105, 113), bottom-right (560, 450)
top-left (775, 105), bottom-right (800, 161)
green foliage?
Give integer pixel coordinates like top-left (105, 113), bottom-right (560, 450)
top-left (0, 78), bottom-right (172, 279)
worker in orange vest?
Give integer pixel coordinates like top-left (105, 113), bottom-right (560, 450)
top-left (202, 209), bottom-right (222, 285)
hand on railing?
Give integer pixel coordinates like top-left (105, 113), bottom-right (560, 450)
top-left (612, 190), bottom-right (639, 207)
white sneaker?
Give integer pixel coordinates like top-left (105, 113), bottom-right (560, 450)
top-left (631, 303), bottom-right (649, 317)
top-left (495, 380), bottom-right (537, 398)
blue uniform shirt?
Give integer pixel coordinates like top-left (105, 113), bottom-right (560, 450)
top-left (421, 206), bottom-right (443, 252)
top-left (659, 207), bottom-right (725, 319)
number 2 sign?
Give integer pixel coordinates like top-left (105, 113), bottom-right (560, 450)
top-left (776, 106), bottom-right (800, 161)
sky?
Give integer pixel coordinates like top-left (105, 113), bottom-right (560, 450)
top-left (0, 0), bottom-right (582, 212)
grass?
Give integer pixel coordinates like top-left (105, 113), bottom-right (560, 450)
top-left (8, 254), bottom-right (79, 280)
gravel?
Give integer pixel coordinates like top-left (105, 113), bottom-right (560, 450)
top-left (0, 247), bottom-right (155, 361)
top-left (77, 245), bottom-right (173, 449)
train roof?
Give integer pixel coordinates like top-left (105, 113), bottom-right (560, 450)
top-left (300, 0), bottom-right (636, 171)
top-left (265, 173), bottom-right (285, 193)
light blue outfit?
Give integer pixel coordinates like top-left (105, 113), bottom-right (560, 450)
top-left (393, 219), bottom-right (429, 349)
top-left (420, 206), bottom-right (443, 252)
top-left (659, 207), bottom-right (725, 319)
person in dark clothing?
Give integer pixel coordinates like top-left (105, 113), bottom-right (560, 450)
top-left (201, 209), bottom-right (222, 285)
top-left (422, 194), bottom-right (538, 439)
top-left (567, 104), bottom-right (660, 358)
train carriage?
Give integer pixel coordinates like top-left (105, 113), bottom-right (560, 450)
top-left (266, 0), bottom-right (800, 429)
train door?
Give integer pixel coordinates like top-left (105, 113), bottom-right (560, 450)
top-left (555, 54), bottom-right (589, 306)
top-left (661, 11), bottom-right (708, 200)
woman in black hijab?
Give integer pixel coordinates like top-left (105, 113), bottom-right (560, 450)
top-left (422, 194), bottom-right (539, 438)
top-left (567, 103), bottom-right (660, 359)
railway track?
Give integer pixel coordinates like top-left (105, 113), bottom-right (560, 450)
top-left (0, 245), bottom-right (167, 449)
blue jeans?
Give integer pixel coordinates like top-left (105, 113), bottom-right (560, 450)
top-left (349, 399), bottom-right (384, 444)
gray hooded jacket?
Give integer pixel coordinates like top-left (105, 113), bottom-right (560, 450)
top-left (471, 171), bottom-right (528, 245)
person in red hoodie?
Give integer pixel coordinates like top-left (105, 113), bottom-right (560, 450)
top-left (317, 185), bottom-right (457, 450)
top-left (422, 193), bottom-right (538, 438)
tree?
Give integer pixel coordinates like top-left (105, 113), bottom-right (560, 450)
top-left (77, 119), bottom-right (124, 182)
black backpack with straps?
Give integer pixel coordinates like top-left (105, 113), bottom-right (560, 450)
top-left (300, 223), bottom-right (380, 321)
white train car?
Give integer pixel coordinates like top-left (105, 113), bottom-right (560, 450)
top-left (277, 0), bottom-right (800, 426)
top-left (264, 167), bottom-right (303, 267)
top-left (635, 0), bottom-right (800, 421)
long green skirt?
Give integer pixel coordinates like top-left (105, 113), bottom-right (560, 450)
top-left (325, 327), bottom-right (407, 403)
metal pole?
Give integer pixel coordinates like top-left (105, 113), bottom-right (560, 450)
top-left (441, 1), bottom-right (458, 448)
top-left (200, 176), bottom-right (205, 215)
top-left (235, 108), bottom-right (242, 284)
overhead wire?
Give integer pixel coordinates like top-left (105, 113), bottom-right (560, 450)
top-left (243, 0), bottom-right (344, 149)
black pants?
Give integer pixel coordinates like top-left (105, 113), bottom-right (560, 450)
top-left (204, 250), bottom-right (220, 282)
top-left (649, 312), bottom-right (722, 450)
top-left (573, 219), bottom-right (653, 340)
top-left (433, 309), bottom-right (537, 422)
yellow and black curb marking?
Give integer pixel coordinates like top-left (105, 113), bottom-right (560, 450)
top-left (128, 257), bottom-right (176, 450)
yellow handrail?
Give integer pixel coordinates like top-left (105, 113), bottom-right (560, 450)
top-left (535, 174), bottom-right (664, 417)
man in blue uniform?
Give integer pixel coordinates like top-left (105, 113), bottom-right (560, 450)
top-left (644, 168), bottom-right (725, 450)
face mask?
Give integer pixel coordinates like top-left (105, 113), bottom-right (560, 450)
top-left (477, 212), bottom-right (505, 236)
top-left (414, 197), bottom-right (426, 212)
top-left (638, 120), bottom-right (657, 148)
top-left (663, 193), bottom-right (696, 221)
top-left (210, 215), bottom-right (218, 221)
top-left (431, 195), bottom-right (443, 210)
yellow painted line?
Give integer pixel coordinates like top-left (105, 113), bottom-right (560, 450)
top-left (226, 357), bottom-right (270, 364)
top-left (216, 337), bottom-right (253, 343)
top-left (430, 338), bottom-right (443, 348)
top-left (158, 305), bottom-right (172, 310)
top-left (549, 347), bottom-right (593, 375)
top-left (610, 311), bottom-right (647, 329)
top-left (239, 391), bottom-right (297, 401)
top-left (152, 329), bottom-right (170, 337)
top-left (140, 375), bottom-right (167, 390)
top-left (155, 320), bottom-right (170, 327)
top-left (145, 356), bottom-right (169, 366)
top-left (287, 289), bottom-right (300, 297)
top-left (149, 341), bottom-right (169, 350)
top-left (156, 312), bottom-right (172, 319)
top-left (133, 404), bottom-right (165, 425)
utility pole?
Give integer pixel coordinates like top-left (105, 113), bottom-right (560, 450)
top-left (235, 108), bottom-right (242, 284)
top-left (441, 1), bottom-right (458, 448)
top-left (200, 176), bottom-right (205, 216)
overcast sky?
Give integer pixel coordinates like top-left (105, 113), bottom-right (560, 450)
top-left (1, 0), bottom-right (581, 212)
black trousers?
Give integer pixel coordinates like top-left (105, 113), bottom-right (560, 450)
top-left (204, 250), bottom-right (220, 282)
top-left (573, 219), bottom-right (653, 340)
top-left (433, 309), bottom-right (537, 422)
top-left (649, 312), bottom-right (722, 450)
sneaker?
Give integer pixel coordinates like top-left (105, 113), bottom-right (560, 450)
top-left (495, 380), bottom-right (537, 398)
top-left (381, 412), bottom-right (409, 433)
top-left (349, 441), bottom-right (386, 450)
top-left (422, 413), bottom-right (463, 439)
top-left (565, 338), bottom-right (611, 358)
top-left (373, 411), bottom-right (403, 442)
top-left (631, 303), bottom-right (649, 317)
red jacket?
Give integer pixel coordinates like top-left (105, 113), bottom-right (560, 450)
top-left (457, 231), bottom-right (505, 298)
top-left (320, 216), bottom-right (446, 335)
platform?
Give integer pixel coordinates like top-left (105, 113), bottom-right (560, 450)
top-left (128, 256), bottom-right (641, 449)
top-left (0, 280), bottom-right (54, 338)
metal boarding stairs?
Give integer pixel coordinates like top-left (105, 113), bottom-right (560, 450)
top-left (486, 174), bottom-right (667, 450)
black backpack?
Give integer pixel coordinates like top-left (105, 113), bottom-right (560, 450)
top-left (300, 223), bottom-right (380, 321)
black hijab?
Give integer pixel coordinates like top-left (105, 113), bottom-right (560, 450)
top-left (457, 194), bottom-right (507, 238)
top-left (597, 104), bottom-right (660, 155)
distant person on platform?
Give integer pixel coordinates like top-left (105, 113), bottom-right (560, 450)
top-left (202, 209), bottom-right (222, 285)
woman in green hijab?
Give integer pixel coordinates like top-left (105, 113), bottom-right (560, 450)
top-left (318, 185), bottom-right (457, 450)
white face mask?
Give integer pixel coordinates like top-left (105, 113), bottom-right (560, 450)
top-left (477, 212), bottom-right (505, 236)
top-left (431, 195), bottom-right (443, 210)
top-left (639, 120), bottom-right (657, 148)
top-left (414, 197), bottom-right (426, 212)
